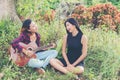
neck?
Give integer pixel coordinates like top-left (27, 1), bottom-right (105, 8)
top-left (31, 32), bottom-right (36, 36)
top-left (72, 29), bottom-right (78, 36)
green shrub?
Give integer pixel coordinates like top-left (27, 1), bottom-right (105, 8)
top-left (0, 18), bottom-right (120, 80)
top-left (0, 20), bottom-right (20, 71)
top-left (82, 26), bottom-right (120, 80)
top-left (72, 3), bottom-right (120, 33)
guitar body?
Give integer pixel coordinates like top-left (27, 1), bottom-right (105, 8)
top-left (9, 42), bottom-right (37, 67)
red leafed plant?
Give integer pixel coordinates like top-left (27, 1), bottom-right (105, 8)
top-left (71, 3), bottom-right (120, 33)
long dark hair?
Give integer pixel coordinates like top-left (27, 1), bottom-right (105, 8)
top-left (20, 19), bottom-right (32, 34)
top-left (64, 18), bottom-right (83, 35)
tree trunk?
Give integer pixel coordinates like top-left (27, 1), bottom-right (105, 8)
top-left (0, 0), bottom-right (21, 24)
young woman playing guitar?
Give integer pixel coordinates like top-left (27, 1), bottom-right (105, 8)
top-left (10, 19), bottom-right (58, 74)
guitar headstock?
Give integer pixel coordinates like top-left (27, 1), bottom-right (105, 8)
top-left (49, 42), bottom-right (57, 49)
top-left (49, 40), bottom-right (57, 48)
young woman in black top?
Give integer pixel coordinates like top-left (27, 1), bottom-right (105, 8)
top-left (50, 18), bottom-right (87, 75)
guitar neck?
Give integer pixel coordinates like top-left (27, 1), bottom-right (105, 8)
top-left (33, 44), bottom-right (52, 52)
top-left (19, 42), bottom-right (54, 53)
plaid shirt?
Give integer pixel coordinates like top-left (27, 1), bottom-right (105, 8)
top-left (11, 31), bottom-right (40, 53)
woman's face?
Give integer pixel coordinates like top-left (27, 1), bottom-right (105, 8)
top-left (65, 22), bottom-right (75, 33)
top-left (29, 21), bottom-right (38, 33)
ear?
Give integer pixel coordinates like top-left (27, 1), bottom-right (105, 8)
top-left (73, 25), bottom-right (76, 28)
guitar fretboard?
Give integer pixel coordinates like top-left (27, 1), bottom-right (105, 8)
top-left (33, 44), bottom-right (53, 52)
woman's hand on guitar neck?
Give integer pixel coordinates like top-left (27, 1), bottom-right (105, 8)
top-left (50, 43), bottom-right (57, 48)
top-left (43, 43), bottom-right (56, 50)
top-left (41, 43), bottom-right (56, 51)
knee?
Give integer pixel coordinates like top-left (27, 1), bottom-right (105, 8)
top-left (76, 67), bottom-right (84, 75)
top-left (28, 59), bottom-right (43, 68)
top-left (28, 59), bottom-right (35, 67)
top-left (50, 58), bottom-right (56, 64)
top-left (51, 50), bottom-right (58, 57)
top-left (77, 70), bottom-right (84, 75)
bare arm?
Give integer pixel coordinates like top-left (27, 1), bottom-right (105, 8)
top-left (72, 35), bottom-right (88, 66)
top-left (62, 35), bottom-right (70, 65)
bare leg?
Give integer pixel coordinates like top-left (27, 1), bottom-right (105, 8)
top-left (50, 58), bottom-right (69, 74)
top-left (72, 66), bottom-right (84, 75)
top-left (36, 68), bottom-right (45, 75)
top-left (65, 65), bottom-right (84, 74)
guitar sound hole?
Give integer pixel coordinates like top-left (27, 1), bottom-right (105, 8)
top-left (28, 48), bottom-right (32, 51)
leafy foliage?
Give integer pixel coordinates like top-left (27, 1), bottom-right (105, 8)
top-left (16, 0), bottom-right (60, 24)
top-left (82, 27), bottom-right (120, 80)
top-left (0, 0), bottom-right (120, 80)
top-left (0, 19), bottom-right (120, 80)
top-left (71, 3), bottom-right (120, 33)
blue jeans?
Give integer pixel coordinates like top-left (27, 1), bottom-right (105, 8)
top-left (28, 50), bottom-right (58, 68)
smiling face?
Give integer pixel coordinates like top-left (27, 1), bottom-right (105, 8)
top-left (65, 22), bottom-right (75, 33)
top-left (28, 21), bottom-right (38, 33)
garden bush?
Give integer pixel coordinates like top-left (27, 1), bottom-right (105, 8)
top-left (82, 27), bottom-right (120, 80)
top-left (71, 3), bottom-right (120, 33)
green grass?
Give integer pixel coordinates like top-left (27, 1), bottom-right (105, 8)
top-left (1, 0), bottom-right (120, 79)
top-left (81, 26), bottom-right (120, 80)
top-left (0, 17), bottom-right (120, 80)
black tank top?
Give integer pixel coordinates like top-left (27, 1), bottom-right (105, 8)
top-left (67, 32), bottom-right (83, 64)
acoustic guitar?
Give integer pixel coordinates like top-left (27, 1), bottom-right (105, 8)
top-left (9, 42), bottom-right (55, 67)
